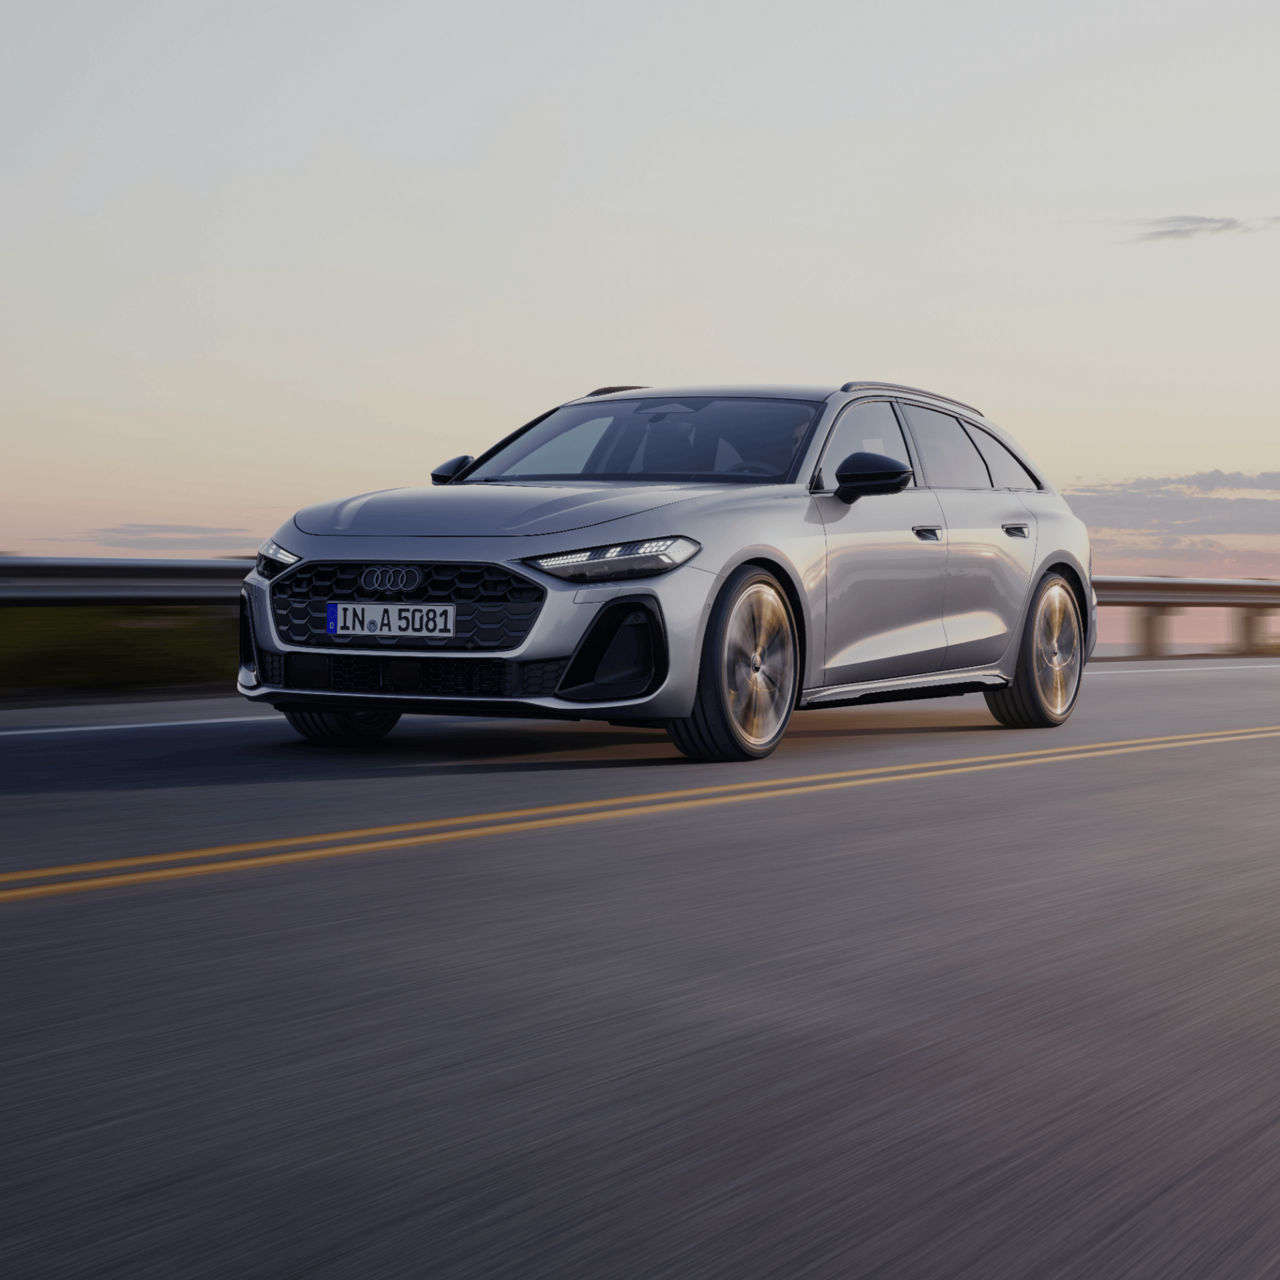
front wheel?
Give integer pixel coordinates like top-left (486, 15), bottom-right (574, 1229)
top-left (667, 566), bottom-right (799, 761)
top-left (985, 573), bottom-right (1084, 728)
top-left (283, 708), bottom-right (402, 744)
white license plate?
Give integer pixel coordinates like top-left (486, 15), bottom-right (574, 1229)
top-left (326, 601), bottom-right (456, 638)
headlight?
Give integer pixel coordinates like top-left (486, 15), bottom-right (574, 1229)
top-left (526, 536), bottom-right (701, 582)
top-left (256, 538), bottom-right (300, 580)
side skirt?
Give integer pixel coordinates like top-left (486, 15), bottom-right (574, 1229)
top-left (799, 668), bottom-right (1008, 711)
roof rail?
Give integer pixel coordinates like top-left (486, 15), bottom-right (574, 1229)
top-left (839, 381), bottom-right (982, 417)
top-left (583, 385), bottom-right (649, 397)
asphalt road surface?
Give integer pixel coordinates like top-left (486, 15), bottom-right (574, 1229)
top-left (5, 660), bottom-right (1280, 1278)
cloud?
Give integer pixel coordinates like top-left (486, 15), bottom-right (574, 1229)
top-left (95, 524), bottom-right (248, 538)
top-left (1110, 470), bottom-right (1280, 491)
top-left (66, 523), bottom-right (257, 552)
top-left (1085, 532), bottom-right (1280, 579)
top-left (1064, 472), bottom-right (1280, 538)
top-left (1130, 215), bottom-right (1280, 242)
top-left (1090, 533), bottom-right (1231, 557)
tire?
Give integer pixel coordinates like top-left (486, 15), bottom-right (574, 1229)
top-left (283, 708), bottom-right (402, 745)
top-left (984, 572), bottom-right (1084, 729)
top-left (667, 566), bottom-right (800, 761)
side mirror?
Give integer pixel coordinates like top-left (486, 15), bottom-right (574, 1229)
top-left (833, 452), bottom-right (913, 503)
top-left (431, 454), bottom-right (474, 485)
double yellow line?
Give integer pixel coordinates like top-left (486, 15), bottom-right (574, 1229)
top-left (4, 723), bottom-right (1278, 904)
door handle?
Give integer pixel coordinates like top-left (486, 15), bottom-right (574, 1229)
top-left (913, 525), bottom-right (942, 542)
top-left (1002, 523), bottom-right (1030, 539)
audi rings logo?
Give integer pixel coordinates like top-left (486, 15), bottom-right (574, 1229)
top-left (359, 565), bottom-right (423, 594)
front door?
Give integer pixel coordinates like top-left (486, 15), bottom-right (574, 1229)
top-left (814, 400), bottom-right (949, 686)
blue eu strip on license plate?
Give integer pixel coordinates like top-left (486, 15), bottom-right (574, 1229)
top-left (326, 603), bottom-right (338, 634)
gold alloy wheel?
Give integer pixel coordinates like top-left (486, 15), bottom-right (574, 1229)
top-left (1033, 581), bottom-right (1082, 717)
top-left (721, 582), bottom-right (797, 748)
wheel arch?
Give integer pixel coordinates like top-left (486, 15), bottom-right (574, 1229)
top-left (997, 552), bottom-right (1093, 676)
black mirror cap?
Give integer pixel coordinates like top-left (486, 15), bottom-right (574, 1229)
top-left (833, 451), bottom-right (914, 503)
top-left (431, 454), bottom-right (475, 485)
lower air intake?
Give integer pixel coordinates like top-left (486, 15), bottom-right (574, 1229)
top-left (279, 653), bottom-right (568, 698)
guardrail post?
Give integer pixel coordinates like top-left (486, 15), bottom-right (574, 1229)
top-left (1137, 606), bottom-right (1177, 658)
top-left (1233, 607), bottom-right (1271, 656)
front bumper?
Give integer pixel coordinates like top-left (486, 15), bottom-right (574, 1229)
top-left (238, 547), bottom-right (716, 722)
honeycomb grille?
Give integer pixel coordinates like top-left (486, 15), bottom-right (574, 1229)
top-left (277, 653), bottom-right (568, 698)
top-left (257, 651), bottom-right (285, 685)
top-left (270, 561), bottom-right (545, 651)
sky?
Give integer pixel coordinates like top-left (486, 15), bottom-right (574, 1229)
top-left (2, 0), bottom-right (1278, 572)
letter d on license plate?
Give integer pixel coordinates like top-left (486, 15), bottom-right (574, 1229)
top-left (326, 601), bottom-right (456, 637)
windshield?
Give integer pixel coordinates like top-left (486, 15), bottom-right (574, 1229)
top-left (464, 396), bottom-right (824, 484)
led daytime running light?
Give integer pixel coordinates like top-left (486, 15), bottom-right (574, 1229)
top-left (255, 538), bottom-right (301, 581)
top-left (258, 539), bottom-right (300, 565)
top-left (527, 536), bottom-right (699, 582)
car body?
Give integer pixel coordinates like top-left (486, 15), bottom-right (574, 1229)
top-left (239, 382), bottom-right (1095, 759)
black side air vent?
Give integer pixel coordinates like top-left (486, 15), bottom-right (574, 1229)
top-left (239, 593), bottom-right (259, 678)
top-left (557, 601), bottom-right (666, 702)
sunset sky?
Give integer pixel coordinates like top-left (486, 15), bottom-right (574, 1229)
top-left (3, 0), bottom-right (1278, 573)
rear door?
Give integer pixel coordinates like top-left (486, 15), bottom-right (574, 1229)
top-left (898, 404), bottom-right (1039, 670)
top-left (813, 399), bottom-right (949, 685)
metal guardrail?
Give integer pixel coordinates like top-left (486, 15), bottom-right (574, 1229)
top-left (1093, 575), bottom-right (1280, 656)
top-left (0, 557), bottom-right (253, 605)
top-left (1094, 576), bottom-right (1280, 608)
top-left (1, 559), bottom-right (1277, 654)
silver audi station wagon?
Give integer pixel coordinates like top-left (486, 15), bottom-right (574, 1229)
top-left (239, 382), bottom-right (1094, 761)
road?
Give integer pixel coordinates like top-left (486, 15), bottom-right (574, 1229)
top-left (4, 660), bottom-right (1280, 1278)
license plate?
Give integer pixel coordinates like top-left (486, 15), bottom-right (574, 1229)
top-left (326, 601), bottom-right (456, 638)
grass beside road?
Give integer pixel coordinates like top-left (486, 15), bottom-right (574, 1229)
top-left (0, 606), bottom-right (237, 697)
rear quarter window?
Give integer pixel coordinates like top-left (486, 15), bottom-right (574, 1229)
top-left (963, 424), bottom-right (1041, 490)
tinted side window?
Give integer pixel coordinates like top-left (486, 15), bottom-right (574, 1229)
top-left (819, 401), bottom-right (912, 486)
top-left (964, 424), bottom-right (1040, 490)
top-left (901, 405), bottom-right (991, 489)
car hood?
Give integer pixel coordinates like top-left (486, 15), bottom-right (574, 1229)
top-left (292, 483), bottom-right (721, 538)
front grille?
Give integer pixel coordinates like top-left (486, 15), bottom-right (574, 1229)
top-left (270, 561), bottom-right (545, 651)
top-left (277, 653), bottom-right (569, 698)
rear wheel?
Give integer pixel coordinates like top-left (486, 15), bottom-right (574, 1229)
top-left (985, 573), bottom-right (1083, 728)
top-left (667, 566), bottom-right (799, 761)
top-left (283, 708), bottom-right (401, 744)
